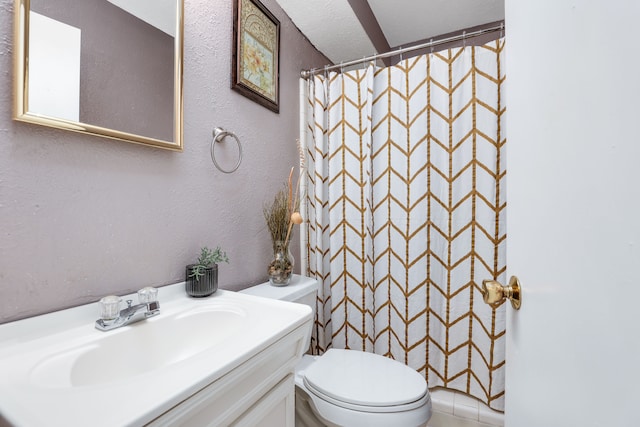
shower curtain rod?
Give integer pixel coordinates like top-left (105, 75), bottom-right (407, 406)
top-left (301, 23), bottom-right (504, 78)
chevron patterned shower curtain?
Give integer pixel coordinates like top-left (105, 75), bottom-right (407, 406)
top-left (302, 39), bottom-right (506, 410)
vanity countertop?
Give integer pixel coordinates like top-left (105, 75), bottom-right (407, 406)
top-left (0, 281), bottom-right (312, 426)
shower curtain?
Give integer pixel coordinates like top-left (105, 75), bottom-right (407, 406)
top-left (301, 39), bottom-right (506, 410)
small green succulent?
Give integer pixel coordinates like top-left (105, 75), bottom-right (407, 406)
top-left (189, 246), bottom-right (229, 281)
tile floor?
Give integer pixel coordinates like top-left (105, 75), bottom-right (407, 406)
top-left (428, 388), bottom-right (504, 427)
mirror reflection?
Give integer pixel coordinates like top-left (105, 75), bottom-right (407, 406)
top-left (15, 0), bottom-right (183, 150)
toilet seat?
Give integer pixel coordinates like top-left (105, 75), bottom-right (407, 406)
top-left (302, 349), bottom-right (429, 413)
top-left (239, 278), bottom-right (431, 426)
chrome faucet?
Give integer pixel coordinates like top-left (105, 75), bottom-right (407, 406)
top-left (95, 290), bottom-right (160, 331)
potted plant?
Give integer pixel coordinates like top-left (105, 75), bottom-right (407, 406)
top-left (185, 246), bottom-right (229, 297)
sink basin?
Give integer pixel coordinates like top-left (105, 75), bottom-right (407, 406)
top-left (0, 284), bottom-right (312, 427)
top-left (30, 304), bottom-right (246, 388)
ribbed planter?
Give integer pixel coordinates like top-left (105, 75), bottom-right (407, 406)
top-left (185, 264), bottom-right (218, 297)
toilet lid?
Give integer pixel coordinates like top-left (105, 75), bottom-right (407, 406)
top-left (303, 349), bottom-right (427, 408)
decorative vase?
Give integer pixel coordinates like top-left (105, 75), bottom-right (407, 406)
top-left (268, 240), bottom-right (294, 286)
top-left (185, 264), bottom-right (218, 297)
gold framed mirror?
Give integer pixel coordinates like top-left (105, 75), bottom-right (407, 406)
top-left (13, 0), bottom-right (184, 151)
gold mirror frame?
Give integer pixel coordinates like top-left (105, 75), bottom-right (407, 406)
top-left (12, 0), bottom-right (184, 151)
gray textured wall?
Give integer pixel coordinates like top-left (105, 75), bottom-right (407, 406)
top-left (0, 0), bottom-right (328, 323)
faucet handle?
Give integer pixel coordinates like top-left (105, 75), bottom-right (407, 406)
top-left (137, 287), bottom-right (158, 303)
top-left (99, 295), bottom-right (121, 324)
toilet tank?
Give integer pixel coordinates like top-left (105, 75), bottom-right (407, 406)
top-left (239, 275), bottom-right (319, 319)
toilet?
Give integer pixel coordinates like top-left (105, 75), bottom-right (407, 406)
top-left (240, 275), bottom-right (432, 427)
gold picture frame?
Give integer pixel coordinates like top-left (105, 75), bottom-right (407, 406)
top-left (232, 0), bottom-right (280, 113)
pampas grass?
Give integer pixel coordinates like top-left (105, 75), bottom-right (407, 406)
top-left (264, 141), bottom-right (306, 251)
top-left (263, 184), bottom-right (291, 249)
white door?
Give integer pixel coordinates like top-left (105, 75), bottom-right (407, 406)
top-left (504, 1), bottom-right (640, 426)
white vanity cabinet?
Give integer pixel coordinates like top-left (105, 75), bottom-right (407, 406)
top-left (0, 286), bottom-right (312, 427)
top-left (148, 321), bottom-right (307, 427)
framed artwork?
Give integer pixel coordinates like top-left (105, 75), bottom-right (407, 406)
top-left (232, 0), bottom-right (280, 113)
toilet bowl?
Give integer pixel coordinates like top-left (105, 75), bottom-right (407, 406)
top-left (240, 275), bottom-right (432, 427)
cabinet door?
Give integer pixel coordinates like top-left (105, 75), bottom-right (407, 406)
top-left (231, 375), bottom-right (295, 427)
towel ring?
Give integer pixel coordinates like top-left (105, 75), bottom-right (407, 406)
top-left (210, 127), bottom-right (242, 174)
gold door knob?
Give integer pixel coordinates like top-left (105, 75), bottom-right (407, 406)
top-left (481, 276), bottom-right (522, 310)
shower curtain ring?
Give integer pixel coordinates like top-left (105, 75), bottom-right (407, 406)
top-left (463, 31), bottom-right (466, 48)
top-left (430, 38), bottom-right (434, 54)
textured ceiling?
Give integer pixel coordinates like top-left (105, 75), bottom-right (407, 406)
top-left (368, 0), bottom-right (504, 47)
top-left (275, 0), bottom-right (505, 64)
top-left (274, 0), bottom-right (377, 64)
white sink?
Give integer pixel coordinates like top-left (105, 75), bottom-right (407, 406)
top-left (0, 284), bottom-right (312, 426)
top-left (30, 303), bottom-right (247, 388)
